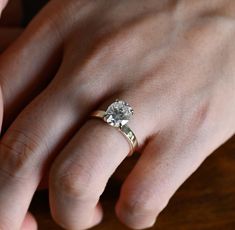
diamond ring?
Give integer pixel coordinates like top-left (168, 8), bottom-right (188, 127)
top-left (90, 99), bottom-right (138, 156)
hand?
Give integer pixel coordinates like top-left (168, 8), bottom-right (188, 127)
top-left (0, 1), bottom-right (37, 230)
top-left (0, 0), bottom-right (234, 229)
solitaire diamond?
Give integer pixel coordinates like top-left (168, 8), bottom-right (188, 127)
top-left (104, 100), bottom-right (134, 128)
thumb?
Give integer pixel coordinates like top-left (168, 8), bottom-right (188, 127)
top-left (0, 0), bottom-right (7, 16)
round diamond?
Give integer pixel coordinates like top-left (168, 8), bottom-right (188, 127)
top-left (104, 100), bottom-right (134, 128)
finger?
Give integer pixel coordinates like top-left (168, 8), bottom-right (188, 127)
top-left (0, 67), bottom-right (95, 230)
top-left (0, 8), bottom-right (136, 226)
top-left (49, 95), bottom-right (156, 230)
top-left (20, 212), bottom-right (37, 230)
top-left (0, 42), bottom-right (119, 229)
top-left (0, 1), bottom-right (63, 129)
top-left (115, 131), bottom-right (228, 229)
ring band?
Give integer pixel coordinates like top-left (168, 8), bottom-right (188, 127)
top-left (90, 100), bottom-right (138, 156)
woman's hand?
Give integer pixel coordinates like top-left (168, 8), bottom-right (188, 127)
top-left (0, 1), bottom-right (37, 230)
top-left (0, 0), bottom-right (234, 229)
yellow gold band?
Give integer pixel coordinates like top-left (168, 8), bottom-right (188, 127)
top-left (90, 110), bottom-right (138, 156)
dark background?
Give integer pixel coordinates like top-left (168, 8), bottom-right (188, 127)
top-left (22, 0), bottom-right (48, 26)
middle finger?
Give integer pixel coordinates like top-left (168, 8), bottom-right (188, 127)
top-left (0, 60), bottom-right (110, 229)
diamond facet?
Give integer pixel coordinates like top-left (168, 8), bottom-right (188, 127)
top-left (104, 100), bottom-right (134, 128)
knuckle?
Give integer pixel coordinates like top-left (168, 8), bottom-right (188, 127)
top-left (184, 16), bottom-right (234, 53)
top-left (93, 21), bottom-right (146, 61)
top-left (53, 164), bottom-right (99, 200)
top-left (60, 19), bottom-right (150, 104)
top-left (121, 189), bottom-right (169, 217)
top-left (0, 129), bottom-right (45, 180)
top-left (57, 173), bottom-right (90, 199)
top-left (187, 97), bottom-right (211, 132)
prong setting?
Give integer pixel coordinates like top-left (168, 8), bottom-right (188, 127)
top-left (104, 100), bottom-right (134, 128)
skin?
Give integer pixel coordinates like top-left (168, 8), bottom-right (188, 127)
top-left (0, 1), bottom-right (37, 230)
top-left (0, 0), bottom-right (234, 229)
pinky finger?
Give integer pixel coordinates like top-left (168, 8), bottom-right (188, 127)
top-left (115, 130), bottom-right (230, 229)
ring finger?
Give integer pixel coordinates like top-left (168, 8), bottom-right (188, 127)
top-left (49, 92), bottom-right (156, 230)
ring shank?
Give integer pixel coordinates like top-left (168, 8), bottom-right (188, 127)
top-left (90, 110), bottom-right (138, 156)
